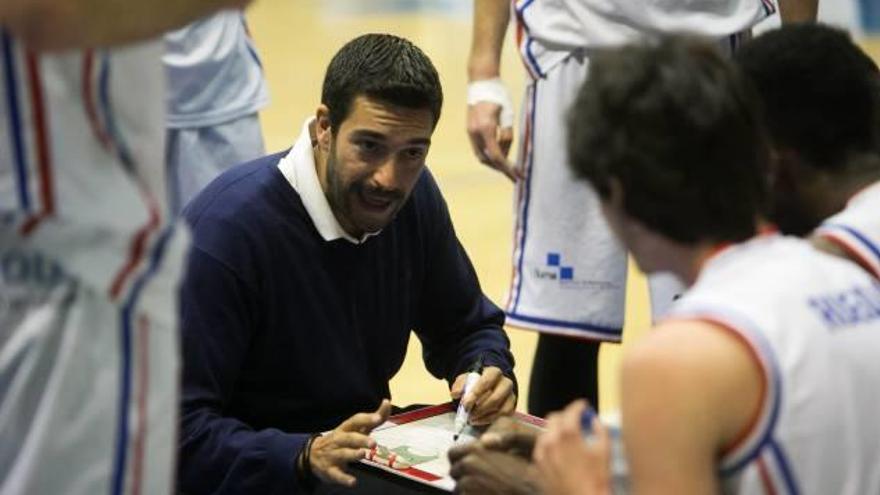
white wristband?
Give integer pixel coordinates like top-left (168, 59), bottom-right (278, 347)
top-left (467, 77), bottom-right (515, 128)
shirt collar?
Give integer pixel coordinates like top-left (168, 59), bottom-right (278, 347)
top-left (277, 118), bottom-right (377, 244)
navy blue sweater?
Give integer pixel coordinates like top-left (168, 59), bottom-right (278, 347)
top-left (177, 152), bottom-right (515, 494)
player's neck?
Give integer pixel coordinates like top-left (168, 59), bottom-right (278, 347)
top-left (653, 239), bottom-right (734, 287)
top-left (812, 153), bottom-right (880, 216)
top-left (634, 235), bottom-right (715, 288)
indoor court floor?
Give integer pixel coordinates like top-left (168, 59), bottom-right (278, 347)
top-left (246, 0), bottom-right (879, 414)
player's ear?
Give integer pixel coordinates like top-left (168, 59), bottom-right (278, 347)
top-left (607, 177), bottom-right (625, 210)
top-left (767, 147), bottom-right (805, 192)
top-left (314, 104), bottom-right (332, 152)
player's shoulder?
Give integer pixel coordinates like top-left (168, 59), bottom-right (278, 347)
top-left (622, 318), bottom-right (762, 409)
top-left (701, 235), bottom-right (846, 288)
top-left (621, 318), bottom-right (764, 470)
top-left (625, 319), bottom-right (740, 372)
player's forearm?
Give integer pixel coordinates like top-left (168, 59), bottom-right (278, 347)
top-left (777, 0), bottom-right (818, 23)
top-left (468, 0), bottom-right (510, 81)
top-left (1, 0), bottom-right (251, 51)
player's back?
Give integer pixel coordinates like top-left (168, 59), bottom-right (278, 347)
top-left (668, 235), bottom-right (880, 494)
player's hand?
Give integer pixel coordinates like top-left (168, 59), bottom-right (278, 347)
top-left (480, 416), bottom-right (540, 459)
top-left (466, 101), bottom-right (522, 181)
top-left (307, 399), bottom-right (392, 487)
top-left (533, 400), bottom-right (612, 495)
top-left (451, 366), bottom-right (516, 426)
top-left (448, 417), bottom-right (538, 466)
top-left (449, 441), bottom-right (541, 495)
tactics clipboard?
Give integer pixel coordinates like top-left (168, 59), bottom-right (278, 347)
top-left (360, 403), bottom-right (545, 492)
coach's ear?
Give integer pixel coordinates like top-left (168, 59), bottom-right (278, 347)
top-left (314, 104), bottom-right (332, 152)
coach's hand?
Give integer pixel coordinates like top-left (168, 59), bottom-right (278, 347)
top-left (451, 366), bottom-right (516, 426)
top-left (466, 100), bottom-right (522, 182)
top-left (306, 399), bottom-right (391, 486)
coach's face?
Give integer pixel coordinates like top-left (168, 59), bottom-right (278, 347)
top-left (314, 96), bottom-right (433, 237)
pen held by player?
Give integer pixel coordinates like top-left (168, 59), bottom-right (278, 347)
top-left (450, 365), bottom-right (516, 426)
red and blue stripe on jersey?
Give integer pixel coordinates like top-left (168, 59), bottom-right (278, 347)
top-left (2, 31), bottom-right (177, 495)
top-left (1, 31), bottom-right (56, 236)
top-left (513, 0), bottom-right (545, 79)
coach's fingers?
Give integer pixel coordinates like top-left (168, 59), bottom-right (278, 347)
top-left (324, 466), bottom-right (357, 487)
top-left (335, 447), bottom-right (369, 464)
top-left (332, 431), bottom-right (374, 450)
top-left (461, 367), bottom-right (502, 412)
top-left (469, 377), bottom-right (515, 425)
top-left (450, 373), bottom-right (468, 400)
top-left (339, 399), bottom-right (390, 433)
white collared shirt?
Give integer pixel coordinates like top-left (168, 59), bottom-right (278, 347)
top-left (277, 118), bottom-right (376, 244)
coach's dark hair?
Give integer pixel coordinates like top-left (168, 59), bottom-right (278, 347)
top-left (567, 35), bottom-right (768, 244)
top-left (735, 24), bottom-right (880, 171)
top-left (321, 33), bottom-right (443, 131)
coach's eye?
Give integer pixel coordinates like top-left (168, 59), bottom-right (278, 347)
top-left (404, 147), bottom-right (427, 160)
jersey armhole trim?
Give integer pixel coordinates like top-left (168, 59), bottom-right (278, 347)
top-left (815, 226), bottom-right (880, 280)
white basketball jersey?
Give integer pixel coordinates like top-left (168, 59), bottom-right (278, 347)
top-left (0, 34), bottom-right (188, 312)
top-left (163, 10), bottom-right (269, 128)
top-left (0, 33), bottom-right (187, 494)
top-left (667, 235), bottom-right (880, 495)
top-left (814, 180), bottom-right (880, 279)
top-left (512, 0), bottom-right (776, 77)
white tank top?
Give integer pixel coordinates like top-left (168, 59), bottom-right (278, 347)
top-left (814, 180), bottom-right (880, 279)
top-left (666, 235), bottom-right (880, 495)
top-left (0, 35), bottom-right (188, 312)
top-left (163, 10), bottom-right (269, 128)
top-left (0, 33), bottom-right (187, 494)
top-left (511, 0), bottom-right (776, 77)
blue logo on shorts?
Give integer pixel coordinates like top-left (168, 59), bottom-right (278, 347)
top-left (534, 252), bottom-right (575, 282)
top-left (546, 252), bottom-right (574, 280)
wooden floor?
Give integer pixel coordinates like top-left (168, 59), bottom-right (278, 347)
top-left (246, 0), bottom-right (877, 414)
